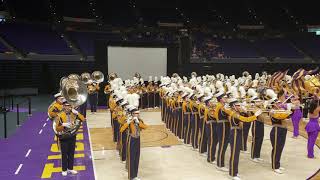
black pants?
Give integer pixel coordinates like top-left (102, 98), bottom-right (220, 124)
top-left (206, 122), bottom-right (218, 162)
top-left (199, 117), bottom-right (208, 154)
top-left (270, 126), bottom-right (287, 170)
top-left (105, 94), bottom-right (110, 109)
top-left (177, 109), bottom-right (183, 139)
top-left (184, 114), bottom-right (192, 144)
top-left (142, 94), bottom-right (148, 109)
top-left (241, 122), bottom-right (251, 151)
top-left (161, 100), bottom-right (165, 120)
top-left (171, 109), bottom-right (176, 134)
top-left (113, 120), bottom-right (120, 142)
top-left (120, 131), bottom-right (128, 161)
top-left (155, 93), bottom-right (160, 107)
top-left (60, 136), bottom-right (76, 171)
top-left (216, 121), bottom-right (230, 167)
top-left (79, 100), bottom-right (87, 118)
top-left (89, 93), bottom-right (98, 112)
top-left (251, 121), bottom-right (264, 159)
top-left (147, 93), bottom-right (154, 108)
top-left (229, 128), bottom-right (242, 177)
top-left (128, 136), bottom-right (141, 180)
top-left (190, 114), bottom-right (200, 149)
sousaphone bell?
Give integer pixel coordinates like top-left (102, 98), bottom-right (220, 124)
top-left (92, 71), bottom-right (104, 83)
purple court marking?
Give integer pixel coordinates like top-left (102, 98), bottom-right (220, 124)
top-left (0, 112), bottom-right (95, 180)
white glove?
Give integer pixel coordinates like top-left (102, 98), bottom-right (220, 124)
top-left (241, 106), bottom-right (248, 112)
top-left (286, 103), bottom-right (292, 111)
top-left (133, 117), bottom-right (139, 123)
top-left (263, 101), bottom-right (269, 109)
top-left (72, 109), bottom-right (79, 115)
top-left (62, 123), bottom-right (71, 128)
top-left (127, 117), bottom-right (133, 124)
top-left (254, 109), bottom-right (262, 117)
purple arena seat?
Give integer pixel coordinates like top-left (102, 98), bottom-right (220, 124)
top-left (0, 23), bottom-right (74, 55)
top-left (254, 38), bottom-right (304, 58)
top-left (192, 33), bottom-right (259, 59)
top-left (292, 36), bottom-right (320, 58)
top-left (0, 42), bottom-right (8, 53)
top-left (69, 31), bottom-right (122, 56)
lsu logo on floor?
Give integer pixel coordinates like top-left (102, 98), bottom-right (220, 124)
top-left (41, 126), bottom-right (86, 178)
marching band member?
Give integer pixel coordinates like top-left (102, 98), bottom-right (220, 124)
top-left (240, 89), bottom-right (252, 153)
top-left (198, 93), bottom-right (208, 155)
top-left (104, 82), bottom-right (112, 109)
top-left (48, 92), bottom-right (65, 121)
top-left (117, 101), bottom-right (129, 162)
top-left (112, 95), bottom-right (125, 145)
top-left (54, 101), bottom-right (86, 176)
top-left (291, 95), bottom-right (303, 138)
top-left (180, 89), bottom-right (189, 140)
top-left (305, 99), bottom-right (320, 159)
top-left (190, 93), bottom-right (200, 150)
top-left (88, 80), bottom-right (100, 113)
top-left (223, 98), bottom-right (262, 180)
top-left (184, 91), bottom-right (193, 145)
top-left (147, 76), bottom-right (155, 109)
top-left (269, 90), bottom-right (291, 174)
top-left (79, 96), bottom-right (88, 118)
top-left (139, 79), bottom-right (148, 109)
top-left (173, 89), bottom-right (183, 138)
top-left (154, 77), bottom-right (160, 108)
top-left (250, 97), bottom-right (265, 163)
top-left (159, 84), bottom-right (166, 122)
top-left (214, 86), bottom-right (230, 172)
top-left (120, 104), bottom-right (148, 180)
top-left (170, 89), bottom-right (177, 133)
top-left (206, 97), bottom-right (219, 164)
top-left (109, 93), bottom-right (118, 142)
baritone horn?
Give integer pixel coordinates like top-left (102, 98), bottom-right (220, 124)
top-left (92, 71), bottom-right (104, 83)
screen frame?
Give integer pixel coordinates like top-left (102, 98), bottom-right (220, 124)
top-left (94, 40), bottom-right (179, 80)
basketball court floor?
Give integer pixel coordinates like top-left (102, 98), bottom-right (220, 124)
top-left (1, 105), bottom-right (319, 180)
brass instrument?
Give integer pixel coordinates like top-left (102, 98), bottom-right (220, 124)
top-left (53, 78), bottom-right (88, 139)
top-left (68, 74), bottom-right (80, 80)
top-left (108, 72), bottom-right (118, 81)
top-left (134, 72), bottom-right (141, 79)
top-left (191, 72), bottom-right (197, 77)
top-left (172, 73), bottom-right (180, 78)
top-left (59, 76), bottom-right (68, 88)
top-left (81, 72), bottom-right (91, 84)
top-left (91, 71), bottom-right (104, 83)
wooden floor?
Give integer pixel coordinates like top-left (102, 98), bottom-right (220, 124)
top-left (286, 121), bottom-right (320, 180)
top-left (90, 125), bottom-right (181, 151)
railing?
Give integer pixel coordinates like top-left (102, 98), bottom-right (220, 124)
top-left (0, 96), bottom-right (32, 138)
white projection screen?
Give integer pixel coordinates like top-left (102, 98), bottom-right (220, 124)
top-left (108, 46), bottom-right (167, 80)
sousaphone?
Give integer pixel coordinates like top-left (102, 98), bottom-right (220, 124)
top-left (53, 78), bottom-right (88, 139)
top-left (92, 71), bottom-right (104, 83)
